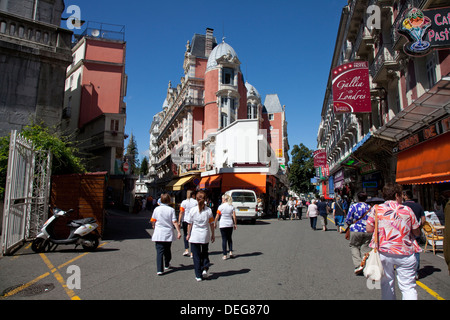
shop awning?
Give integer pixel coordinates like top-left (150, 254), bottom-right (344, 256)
top-left (221, 173), bottom-right (267, 194)
top-left (172, 175), bottom-right (195, 191)
top-left (396, 132), bottom-right (450, 184)
top-left (374, 76), bottom-right (450, 142)
top-left (199, 175), bottom-right (222, 189)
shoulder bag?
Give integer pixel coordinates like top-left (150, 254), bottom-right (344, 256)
top-left (363, 205), bottom-right (385, 282)
top-left (344, 206), bottom-right (370, 240)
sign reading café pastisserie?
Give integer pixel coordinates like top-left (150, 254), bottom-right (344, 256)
top-left (332, 61), bottom-right (371, 113)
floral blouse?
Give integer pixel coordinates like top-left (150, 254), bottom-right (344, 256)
top-left (345, 202), bottom-right (371, 232)
top-left (366, 201), bottom-right (422, 255)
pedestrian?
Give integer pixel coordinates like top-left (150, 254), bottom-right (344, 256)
top-left (186, 190), bottom-right (215, 281)
top-left (215, 193), bottom-right (237, 260)
top-left (179, 190), bottom-right (197, 258)
top-left (444, 195), bottom-right (450, 276)
top-left (332, 196), bottom-right (346, 233)
top-left (402, 189), bottom-right (425, 279)
top-left (344, 192), bottom-right (371, 275)
top-left (366, 183), bottom-right (421, 300)
top-left (306, 199), bottom-right (319, 230)
top-left (150, 193), bottom-right (182, 276)
top-left (316, 196), bottom-right (328, 231)
top-left (296, 198), bottom-right (303, 220)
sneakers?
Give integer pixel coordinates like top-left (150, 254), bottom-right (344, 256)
top-left (202, 269), bottom-right (209, 278)
top-left (196, 277), bottom-right (203, 282)
top-left (354, 265), bottom-right (364, 275)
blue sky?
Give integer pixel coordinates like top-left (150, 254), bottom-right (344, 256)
top-left (63, 0), bottom-right (347, 162)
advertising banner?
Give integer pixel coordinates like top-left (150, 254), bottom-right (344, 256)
top-left (332, 61), bottom-right (371, 113)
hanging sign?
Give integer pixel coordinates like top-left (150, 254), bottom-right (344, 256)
top-left (332, 61), bottom-right (371, 113)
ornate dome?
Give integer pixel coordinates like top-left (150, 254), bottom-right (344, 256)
top-left (206, 40), bottom-right (239, 71)
top-left (245, 82), bottom-right (261, 101)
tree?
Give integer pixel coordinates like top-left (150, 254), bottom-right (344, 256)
top-left (125, 133), bottom-right (140, 175)
top-left (288, 143), bottom-right (315, 194)
top-left (140, 156), bottom-right (149, 176)
top-left (0, 123), bottom-right (86, 200)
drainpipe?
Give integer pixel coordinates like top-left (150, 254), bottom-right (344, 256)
top-left (33, 0), bottom-right (39, 20)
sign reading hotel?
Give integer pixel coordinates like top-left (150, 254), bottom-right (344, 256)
top-left (332, 61), bottom-right (371, 113)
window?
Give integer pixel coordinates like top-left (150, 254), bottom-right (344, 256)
top-left (221, 113), bottom-right (228, 128)
top-left (426, 53), bottom-right (437, 89)
top-left (247, 103), bottom-right (258, 119)
top-left (222, 68), bottom-right (234, 85)
top-left (110, 119), bottom-right (119, 131)
top-left (268, 114), bottom-right (274, 121)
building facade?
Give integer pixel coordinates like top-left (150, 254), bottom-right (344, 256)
top-left (317, 0), bottom-right (450, 212)
top-left (61, 22), bottom-right (127, 175)
top-left (0, 0), bottom-right (72, 136)
top-left (148, 28), bottom-right (290, 212)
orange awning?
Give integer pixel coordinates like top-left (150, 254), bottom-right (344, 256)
top-left (221, 173), bottom-right (267, 194)
top-left (199, 175), bottom-right (222, 189)
top-left (396, 132), bottom-right (450, 185)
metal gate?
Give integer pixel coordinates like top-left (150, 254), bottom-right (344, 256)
top-left (1, 130), bottom-right (52, 255)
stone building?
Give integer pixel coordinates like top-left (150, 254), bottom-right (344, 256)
top-left (0, 0), bottom-right (72, 136)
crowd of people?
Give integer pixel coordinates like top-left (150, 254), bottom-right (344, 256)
top-left (147, 183), bottom-right (449, 299)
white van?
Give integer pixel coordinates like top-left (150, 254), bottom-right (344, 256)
top-left (225, 189), bottom-right (258, 224)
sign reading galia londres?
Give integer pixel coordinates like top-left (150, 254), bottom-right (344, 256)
top-left (332, 61), bottom-right (371, 114)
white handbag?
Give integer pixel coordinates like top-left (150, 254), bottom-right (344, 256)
top-left (363, 206), bottom-right (384, 281)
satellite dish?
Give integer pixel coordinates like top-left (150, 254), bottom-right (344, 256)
top-left (91, 29), bottom-right (100, 37)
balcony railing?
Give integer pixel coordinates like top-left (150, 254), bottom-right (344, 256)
top-left (0, 11), bottom-right (72, 56)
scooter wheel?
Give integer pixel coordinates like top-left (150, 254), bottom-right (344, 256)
top-left (81, 234), bottom-right (99, 251)
top-left (31, 238), bottom-right (47, 253)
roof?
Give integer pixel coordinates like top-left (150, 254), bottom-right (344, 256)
top-left (206, 41), bottom-right (239, 71)
top-left (190, 33), bottom-right (217, 58)
top-left (263, 94), bottom-right (283, 113)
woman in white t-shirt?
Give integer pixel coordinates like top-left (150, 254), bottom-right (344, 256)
top-left (186, 191), bottom-right (215, 281)
top-left (215, 194), bottom-right (237, 260)
top-left (151, 194), bottom-right (181, 275)
top-left (179, 190), bottom-right (197, 257)
top-left (306, 199), bottom-right (319, 231)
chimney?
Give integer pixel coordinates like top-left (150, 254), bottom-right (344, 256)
top-left (205, 28), bottom-right (214, 57)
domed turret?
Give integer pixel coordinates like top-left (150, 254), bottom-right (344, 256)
top-left (206, 40), bottom-right (240, 71)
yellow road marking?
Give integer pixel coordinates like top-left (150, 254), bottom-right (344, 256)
top-left (2, 242), bottom-right (107, 300)
top-left (40, 253), bottom-right (80, 300)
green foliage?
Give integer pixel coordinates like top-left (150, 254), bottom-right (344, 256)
top-left (21, 124), bottom-right (86, 175)
top-left (140, 156), bottom-right (149, 176)
top-left (0, 124), bottom-right (86, 200)
top-left (288, 143), bottom-right (315, 194)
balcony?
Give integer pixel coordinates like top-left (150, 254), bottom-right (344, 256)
top-left (0, 11), bottom-right (72, 63)
top-left (369, 44), bottom-right (399, 83)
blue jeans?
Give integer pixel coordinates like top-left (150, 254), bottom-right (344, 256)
top-left (310, 216), bottom-right (318, 230)
top-left (191, 243), bottom-right (210, 278)
top-left (155, 242), bottom-right (172, 273)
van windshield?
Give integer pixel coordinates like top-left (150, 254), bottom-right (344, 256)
top-left (231, 192), bottom-right (256, 203)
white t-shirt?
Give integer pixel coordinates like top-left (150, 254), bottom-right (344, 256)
top-left (151, 204), bottom-right (177, 242)
top-left (180, 198), bottom-right (198, 223)
top-left (186, 206), bottom-right (214, 244)
top-left (307, 203), bottom-right (319, 217)
top-left (217, 203), bottom-right (235, 228)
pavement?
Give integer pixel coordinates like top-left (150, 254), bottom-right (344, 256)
top-left (0, 206), bottom-right (448, 307)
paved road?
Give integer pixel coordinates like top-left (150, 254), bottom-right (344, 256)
top-left (0, 208), bottom-right (448, 305)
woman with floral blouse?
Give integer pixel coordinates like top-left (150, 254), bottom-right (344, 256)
top-left (366, 183), bottom-right (421, 300)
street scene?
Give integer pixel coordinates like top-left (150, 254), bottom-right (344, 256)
top-left (0, 207), bottom-right (448, 303)
top-left (0, 0), bottom-right (450, 307)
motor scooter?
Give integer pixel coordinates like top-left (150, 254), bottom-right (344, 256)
top-left (31, 208), bottom-right (100, 253)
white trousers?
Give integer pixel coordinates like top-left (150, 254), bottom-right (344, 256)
top-left (380, 252), bottom-right (418, 300)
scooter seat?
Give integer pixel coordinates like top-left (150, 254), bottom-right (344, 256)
top-left (68, 217), bottom-right (96, 227)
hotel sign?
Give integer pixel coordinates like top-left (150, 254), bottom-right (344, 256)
top-left (332, 61), bottom-right (371, 113)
